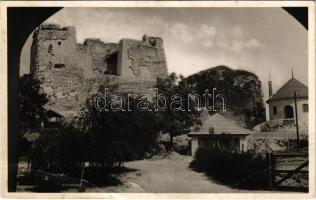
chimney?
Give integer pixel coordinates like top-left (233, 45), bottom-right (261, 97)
top-left (268, 75), bottom-right (273, 97)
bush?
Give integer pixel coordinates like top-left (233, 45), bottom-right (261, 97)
top-left (80, 98), bottom-right (161, 164)
top-left (190, 147), bottom-right (270, 190)
top-left (30, 123), bottom-right (85, 177)
top-left (29, 94), bottom-right (162, 187)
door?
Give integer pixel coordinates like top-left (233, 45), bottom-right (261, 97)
top-left (284, 105), bottom-right (294, 119)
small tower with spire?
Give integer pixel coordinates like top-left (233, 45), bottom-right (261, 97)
top-left (266, 67), bottom-right (308, 123)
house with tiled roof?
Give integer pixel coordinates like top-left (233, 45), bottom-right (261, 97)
top-left (266, 74), bottom-right (308, 123)
top-left (188, 113), bottom-right (251, 156)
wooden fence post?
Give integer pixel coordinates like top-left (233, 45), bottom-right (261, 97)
top-left (266, 153), bottom-right (271, 188)
top-left (269, 153), bottom-right (276, 188)
top-left (79, 162), bottom-right (87, 192)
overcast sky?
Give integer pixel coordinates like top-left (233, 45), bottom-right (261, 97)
top-left (20, 7), bottom-right (308, 102)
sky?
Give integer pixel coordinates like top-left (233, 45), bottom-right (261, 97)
top-left (20, 7), bottom-right (308, 102)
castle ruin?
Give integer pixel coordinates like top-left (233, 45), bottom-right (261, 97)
top-left (30, 24), bottom-right (168, 117)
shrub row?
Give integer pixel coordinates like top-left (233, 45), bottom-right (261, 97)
top-left (190, 147), bottom-right (270, 190)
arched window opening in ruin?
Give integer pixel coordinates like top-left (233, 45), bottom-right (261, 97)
top-left (105, 52), bottom-right (118, 75)
top-left (48, 44), bottom-right (53, 54)
top-left (149, 38), bottom-right (156, 46)
top-left (54, 63), bottom-right (65, 68)
top-left (284, 105), bottom-right (294, 119)
top-left (58, 41), bottom-right (61, 45)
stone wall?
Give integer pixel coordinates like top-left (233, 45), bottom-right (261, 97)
top-left (117, 35), bottom-right (168, 80)
top-left (30, 24), bottom-right (168, 116)
top-left (31, 24), bottom-right (77, 73)
top-left (83, 39), bottom-right (119, 75)
top-left (37, 65), bottom-right (86, 112)
top-left (31, 24), bottom-right (85, 113)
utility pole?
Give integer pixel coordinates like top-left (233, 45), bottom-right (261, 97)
top-left (294, 91), bottom-right (300, 152)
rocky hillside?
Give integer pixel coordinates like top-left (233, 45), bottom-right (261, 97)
top-left (184, 65), bottom-right (265, 128)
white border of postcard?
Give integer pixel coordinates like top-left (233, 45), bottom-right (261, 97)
top-left (0, 1), bottom-right (315, 199)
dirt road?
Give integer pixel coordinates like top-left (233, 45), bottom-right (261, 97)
top-left (87, 153), bottom-right (248, 193)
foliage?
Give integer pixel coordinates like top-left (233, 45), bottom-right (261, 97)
top-left (19, 74), bottom-right (48, 158)
top-left (155, 73), bottom-right (202, 147)
top-left (27, 72), bottom-right (202, 180)
top-left (78, 88), bottom-right (162, 167)
top-left (185, 65), bottom-right (266, 128)
top-left (19, 74), bottom-right (48, 129)
top-left (29, 89), bottom-right (162, 187)
top-left (190, 147), bottom-right (270, 190)
top-left (30, 123), bottom-right (85, 176)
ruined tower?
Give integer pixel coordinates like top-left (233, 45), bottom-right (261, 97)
top-left (117, 34), bottom-right (168, 79)
top-left (31, 24), bottom-right (78, 73)
top-left (31, 24), bottom-right (86, 116)
top-left (30, 24), bottom-right (168, 117)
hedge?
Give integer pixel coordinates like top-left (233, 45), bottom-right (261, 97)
top-left (190, 147), bottom-right (271, 190)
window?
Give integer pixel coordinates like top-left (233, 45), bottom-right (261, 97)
top-left (54, 63), bottom-right (65, 68)
top-left (303, 104), bottom-right (308, 112)
top-left (48, 44), bottom-right (53, 54)
top-left (198, 138), bottom-right (210, 148)
top-left (58, 41), bottom-right (61, 45)
top-left (48, 61), bottom-right (53, 69)
top-left (49, 117), bottom-right (57, 123)
top-left (273, 106), bottom-right (277, 115)
top-left (105, 52), bottom-right (118, 75)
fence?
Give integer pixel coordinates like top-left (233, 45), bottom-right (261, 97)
top-left (268, 152), bottom-right (308, 192)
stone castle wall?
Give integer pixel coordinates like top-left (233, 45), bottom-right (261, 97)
top-left (117, 35), bottom-right (167, 80)
top-left (30, 24), bottom-right (168, 116)
top-left (82, 39), bottom-right (119, 75)
top-left (31, 24), bottom-right (77, 73)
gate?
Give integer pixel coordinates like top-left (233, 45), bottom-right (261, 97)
top-left (269, 153), bottom-right (308, 192)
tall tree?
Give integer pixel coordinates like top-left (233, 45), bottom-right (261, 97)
top-left (78, 87), bottom-right (161, 166)
top-left (19, 74), bottom-right (48, 129)
top-left (19, 74), bottom-right (48, 161)
top-left (184, 66), bottom-right (266, 128)
top-left (155, 73), bottom-right (202, 150)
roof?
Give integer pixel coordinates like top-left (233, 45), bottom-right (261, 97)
top-left (46, 109), bottom-right (64, 118)
top-left (188, 113), bottom-right (251, 136)
top-left (267, 78), bottom-right (308, 103)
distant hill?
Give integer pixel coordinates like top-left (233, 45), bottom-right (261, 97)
top-left (183, 65), bottom-right (266, 128)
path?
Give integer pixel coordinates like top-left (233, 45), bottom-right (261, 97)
top-left (87, 153), bottom-right (249, 193)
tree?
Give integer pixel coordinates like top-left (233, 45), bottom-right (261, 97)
top-left (31, 123), bottom-right (85, 175)
top-left (155, 73), bottom-right (202, 150)
top-left (19, 74), bottom-right (48, 129)
top-left (184, 66), bottom-right (266, 128)
top-left (78, 87), bottom-right (161, 167)
top-left (19, 74), bottom-right (48, 163)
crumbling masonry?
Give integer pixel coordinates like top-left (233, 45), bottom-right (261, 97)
top-left (31, 24), bottom-right (168, 117)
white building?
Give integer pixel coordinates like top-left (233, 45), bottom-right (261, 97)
top-left (266, 76), bottom-right (308, 124)
top-left (188, 113), bottom-right (251, 157)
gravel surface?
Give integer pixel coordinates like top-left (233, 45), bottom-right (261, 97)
top-left (86, 153), bottom-right (260, 193)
